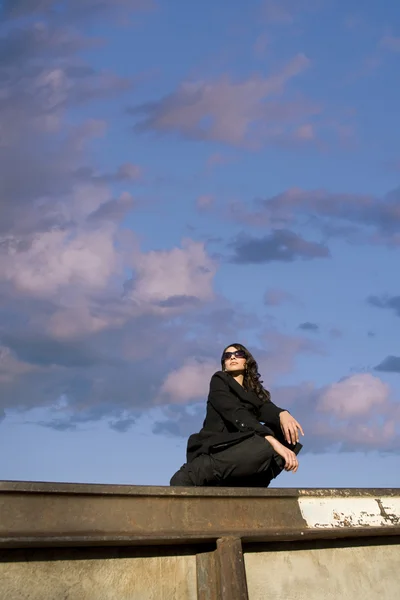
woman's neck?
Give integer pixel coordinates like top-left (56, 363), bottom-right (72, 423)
top-left (232, 373), bottom-right (244, 387)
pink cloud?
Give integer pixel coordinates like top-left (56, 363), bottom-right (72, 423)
top-left (128, 240), bottom-right (217, 312)
top-left (116, 163), bottom-right (143, 181)
top-left (206, 153), bottom-right (236, 169)
top-left (158, 360), bottom-right (216, 404)
top-left (196, 195), bottom-right (215, 210)
top-left (1, 225), bottom-right (121, 297)
top-left (272, 374), bottom-right (400, 452)
top-left (264, 287), bottom-right (297, 306)
top-left (294, 123), bottom-right (315, 140)
top-left (343, 15), bottom-right (365, 30)
top-left (261, 0), bottom-right (324, 24)
top-left (0, 346), bottom-right (40, 383)
top-left (253, 33), bottom-right (270, 58)
top-left (380, 34), bottom-right (400, 53)
top-left (262, 0), bottom-right (296, 23)
top-left (318, 374), bottom-right (390, 418)
top-left (133, 54), bottom-right (318, 148)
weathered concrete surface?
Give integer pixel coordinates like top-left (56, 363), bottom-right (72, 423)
top-left (0, 552), bottom-right (197, 600)
top-left (244, 540), bottom-right (400, 600)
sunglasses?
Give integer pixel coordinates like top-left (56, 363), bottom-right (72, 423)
top-left (223, 350), bottom-right (246, 360)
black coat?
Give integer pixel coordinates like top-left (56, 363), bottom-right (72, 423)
top-left (186, 370), bottom-right (287, 462)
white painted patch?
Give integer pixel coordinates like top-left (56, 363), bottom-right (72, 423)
top-left (298, 496), bottom-right (400, 528)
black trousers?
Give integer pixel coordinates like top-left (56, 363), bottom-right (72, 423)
top-left (170, 435), bottom-right (282, 487)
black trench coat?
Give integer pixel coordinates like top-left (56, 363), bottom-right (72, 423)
top-left (186, 370), bottom-right (287, 462)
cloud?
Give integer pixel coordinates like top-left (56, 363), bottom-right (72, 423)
top-left (158, 360), bottom-right (216, 404)
top-left (152, 367), bottom-right (400, 453)
top-left (330, 328), bottom-right (342, 339)
top-left (153, 404), bottom-right (206, 438)
top-left (127, 240), bottom-right (217, 312)
top-left (230, 186), bottom-right (400, 247)
top-left (262, 0), bottom-right (296, 23)
top-left (152, 328), bottom-right (324, 438)
top-left (380, 34), bottom-right (400, 53)
top-left (1, 333), bottom-right (114, 369)
top-left (1, 225), bottom-right (121, 297)
top-left (87, 192), bottom-right (135, 223)
top-left (272, 373), bottom-right (399, 452)
top-left (375, 356), bottom-right (400, 374)
top-left (298, 322), bottom-right (319, 332)
top-left (206, 153), bottom-right (236, 169)
top-left (261, 0), bottom-right (322, 24)
top-left (1, 0), bottom-right (154, 23)
top-left (0, 12), bottom-right (133, 239)
top-left (81, 163), bottom-right (144, 185)
top-left (368, 294), bottom-right (400, 317)
top-left (0, 346), bottom-right (39, 383)
top-left (109, 416), bottom-right (136, 432)
top-left (318, 373), bottom-right (390, 418)
top-left (229, 229), bottom-right (329, 263)
top-left (257, 329), bottom-right (323, 385)
top-left (0, 0), bottom-right (223, 429)
top-left (196, 195), bottom-right (215, 210)
top-left (264, 288), bottom-right (296, 306)
top-left (130, 54), bottom-right (319, 148)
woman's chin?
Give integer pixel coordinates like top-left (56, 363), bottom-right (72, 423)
top-left (226, 367), bottom-right (245, 375)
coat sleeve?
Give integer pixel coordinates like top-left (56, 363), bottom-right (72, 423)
top-left (259, 401), bottom-right (287, 428)
top-left (208, 373), bottom-right (275, 437)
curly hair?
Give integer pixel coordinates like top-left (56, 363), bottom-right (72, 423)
top-left (221, 343), bottom-right (271, 402)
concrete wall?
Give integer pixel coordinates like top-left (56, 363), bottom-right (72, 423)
top-left (0, 550), bottom-right (197, 600)
top-left (245, 540), bottom-right (400, 600)
top-left (1, 484), bottom-right (400, 599)
top-left (2, 539), bottom-right (400, 599)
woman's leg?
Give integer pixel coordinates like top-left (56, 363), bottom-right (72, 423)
top-left (170, 435), bottom-right (277, 487)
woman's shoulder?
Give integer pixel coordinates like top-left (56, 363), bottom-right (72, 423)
top-left (210, 370), bottom-right (225, 382)
top-left (209, 370), bottom-right (229, 387)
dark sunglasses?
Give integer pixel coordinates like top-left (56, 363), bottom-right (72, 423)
top-left (223, 350), bottom-right (246, 360)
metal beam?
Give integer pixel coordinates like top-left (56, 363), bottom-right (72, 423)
top-left (1, 482), bottom-right (399, 548)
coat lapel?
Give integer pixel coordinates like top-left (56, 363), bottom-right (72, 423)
top-left (221, 371), bottom-right (261, 409)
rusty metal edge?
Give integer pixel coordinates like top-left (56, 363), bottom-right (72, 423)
top-left (216, 537), bottom-right (249, 600)
top-left (1, 526), bottom-right (400, 548)
top-left (1, 481), bottom-right (399, 497)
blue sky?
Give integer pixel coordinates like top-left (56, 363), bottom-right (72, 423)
top-left (0, 0), bottom-right (399, 488)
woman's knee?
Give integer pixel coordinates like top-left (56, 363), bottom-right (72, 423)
top-left (170, 455), bottom-right (218, 486)
top-left (213, 435), bottom-right (274, 479)
top-left (170, 465), bottom-right (194, 486)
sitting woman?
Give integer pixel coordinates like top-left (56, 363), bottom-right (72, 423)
top-left (170, 343), bottom-right (304, 487)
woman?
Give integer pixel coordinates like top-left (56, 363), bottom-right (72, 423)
top-left (170, 343), bottom-right (304, 487)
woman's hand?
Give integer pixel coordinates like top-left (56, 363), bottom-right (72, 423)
top-left (265, 436), bottom-right (299, 472)
top-left (279, 411), bottom-right (304, 445)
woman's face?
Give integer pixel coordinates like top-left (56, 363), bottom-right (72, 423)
top-left (223, 346), bottom-right (246, 373)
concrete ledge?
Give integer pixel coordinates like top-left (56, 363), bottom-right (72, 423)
top-left (1, 481), bottom-right (399, 548)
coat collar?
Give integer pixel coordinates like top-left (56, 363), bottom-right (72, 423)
top-left (219, 370), bottom-right (261, 407)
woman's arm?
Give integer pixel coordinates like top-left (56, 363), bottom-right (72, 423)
top-left (209, 373), bottom-right (275, 436)
top-left (258, 401), bottom-right (286, 428)
top-left (260, 403), bottom-right (305, 445)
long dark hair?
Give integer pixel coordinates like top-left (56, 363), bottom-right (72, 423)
top-left (220, 343), bottom-right (271, 402)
